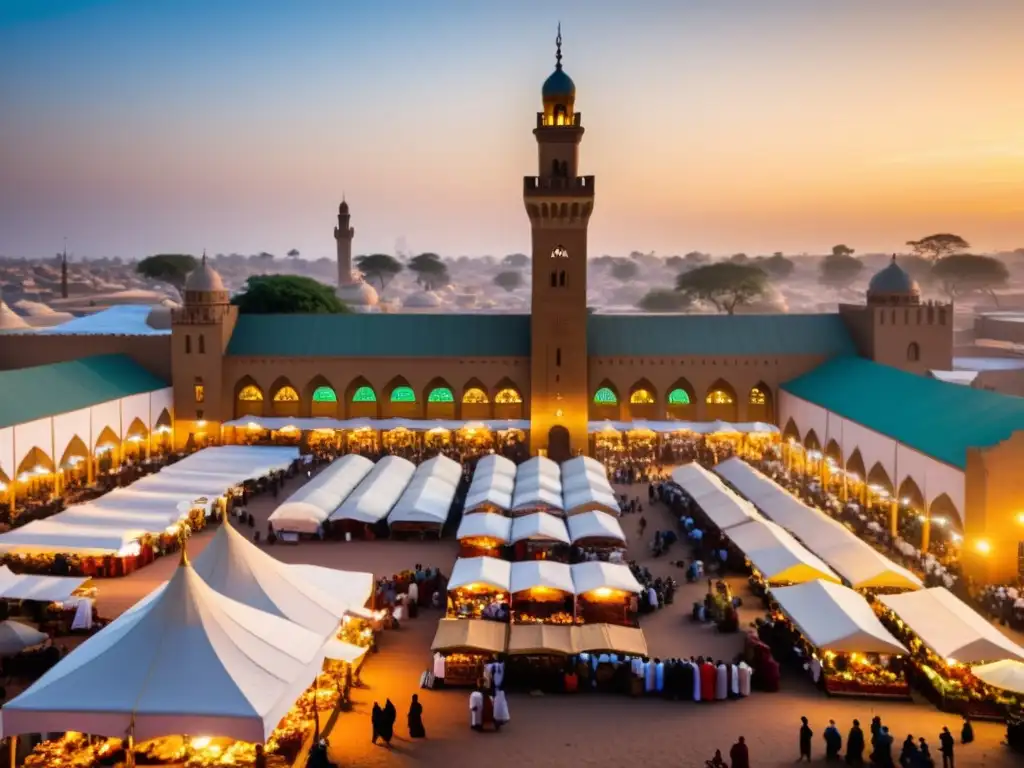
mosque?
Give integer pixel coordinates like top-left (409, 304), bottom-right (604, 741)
top-left (0, 30), bottom-right (1023, 581)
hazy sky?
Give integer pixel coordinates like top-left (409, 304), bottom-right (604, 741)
top-left (2, 0), bottom-right (1024, 261)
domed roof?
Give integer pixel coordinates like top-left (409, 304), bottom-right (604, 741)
top-left (337, 279), bottom-right (379, 308)
top-left (543, 67), bottom-right (575, 101)
top-left (0, 301), bottom-right (32, 333)
top-left (184, 254), bottom-right (225, 293)
top-left (868, 256), bottom-right (919, 296)
top-left (403, 291), bottom-right (442, 309)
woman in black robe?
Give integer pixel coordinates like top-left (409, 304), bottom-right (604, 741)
top-left (380, 699), bottom-right (397, 747)
top-left (408, 694), bottom-right (426, 738)
top-left (371, 703), bottom-right (383, 745)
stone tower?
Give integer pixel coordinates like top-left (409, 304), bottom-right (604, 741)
top-left (335, 199), bottom-right (354, 286)
top-left (524, 26), bottom-right (595, 461)
top-left (170, 253), bottom-right (237, 448)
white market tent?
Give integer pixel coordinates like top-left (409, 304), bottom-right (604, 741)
top-left (567, 510), bottom-right (627, 546)
top-left (671, 463), bottom-right (733, 501)
top-left (476, 454), bottom-right (517, 478)
top-left (771, 580), bottom-right (907, 655)
top-left (417, 455), bottom-right (462, 486)
top-left (970, 660), bottom-right (1024, 694)
top-left (456, 513), bottom-right (512, 544)
top-left (563, 478), bottom-right (620, 516)
top-left (0, 620), bottom-right (48, 655)
top-left (52, 505), bottom-right (181, 534)
top-left (0, 566), bottom-right (88, 602)
top-left (388, 475), bottom-right (458, 528)
top-left (570, 561), bottom-right (643, 596)
top-left (511, 474), bottom-right (564, 514)
top-left (561, 455), bottom-right (606, 481)
top-left (510, 513), bottom-right (571, 545)
top-left (448, 556), bottom-right (512, 593)
top-left (671, 464), bottom-right (762, 531)
top-left (879, 588), bottom-right (1024, 664)
top-left (0, 562), bottom-right (327, 744)
top-left (726, 519), bottom-right (840, 585)
top-left (330, 456), bottom-right (416, 524)
top-left (269, 454), bottom-right (374, 534)
top-left (588, 420), bottom-right (778, 435)
top-left (191, 522), bottom-right (352, 636)
top-left (517, 455), bottom-right (560, 480)
top-left (510, 561), bottom-right (575, 595)
top-left (285, 564), bottom-right (374, 617)
top-left (714, 459), bottom-right (922, 592)
top-left (463, 484), bottom-right (514, 515)
top-left (0, 521), bottom-right (147, 557)
top-left (469, 469), bottom-right (515, 496)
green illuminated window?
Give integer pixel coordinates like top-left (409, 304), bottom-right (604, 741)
top-left (427, 387), bottom-right (454, 403)
top-left (593, 387), bottom-right (617, 405)
top-left (668, 388), bottom-right (691, 405)
top-left (352, 386), bottom-right (376, 403)
top-left (312, 386), bottom-right (337, 403)
top-left (391, 386), bottom-right (416, 403)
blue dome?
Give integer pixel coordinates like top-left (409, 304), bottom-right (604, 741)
top-left (869, 258), bottom-right (918, 295)
top-left (542, 67), bottom-right (575, 101)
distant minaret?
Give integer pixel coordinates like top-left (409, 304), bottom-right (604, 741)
top-left (334, 199), bottom-right (354, 286)
top-left (61, 239), bottom-right (68, 299)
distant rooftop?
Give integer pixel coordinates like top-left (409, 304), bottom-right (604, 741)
top-left (41, 305), bottom-right (171, 336)
top-left (952, 356), bottom-right (1024, 372)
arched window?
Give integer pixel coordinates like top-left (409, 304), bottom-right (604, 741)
top-left (352, 386), bottom-right (377, 402)
top-left (185, 335), bottom-right (191, 354)
top-left (749, 387), bottom-right (766, 405)
top-left (428, 387), bottom-right (454, 403)
top-left (495, 388), bottom-right (523, 404)
top-left (630, 389), bottom-right (655, 404)
top-left (556, 348), bottom-right (561, 367)
top-left (273, 386), bottom-right (300, 402)
top-left (463, 388), bottom-right (489, 404)
top-left (907, 342), bottom-right (920, 362)
top-left (706, 389), bottom-right (734, 405)
top-left (198, 335), bottom-right (205, 354)
top-left (551, 245), bottom-right (569, 259)
top-left (667, 388), bottom-right (691, 405)
top-left (312, 386), bottom-right (337, 403)
top-left (593, 387), bottom-right (618, 405)
top-left (558, 271), bottom-right (566, 287)
top-left (391, 386), bottom-right (416, 403)
top-left (238, 385), bottom-right (263, 402)
top-left (550, 271), bottom-right (557, 288)
top-left (194, 377), bottom-right (205, 403)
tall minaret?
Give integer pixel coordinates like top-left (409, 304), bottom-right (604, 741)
top-left (524, 25), bottom-right (595, 461)
top-left (334, 199), bottom-right (354, 286)
top-left (61, 238), bottom-right (68, 299)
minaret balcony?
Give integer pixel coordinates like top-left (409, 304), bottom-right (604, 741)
top-left (524, 175), bottom-right (595, 197)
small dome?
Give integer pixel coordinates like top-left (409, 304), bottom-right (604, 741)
top-left (403, 291), bottom-right (442, 309)
top-left (0, 301), bottom-right (32, 333)
top-left (868, 256), bottom-right (919, 296)
top-left (542, 67), bottom-right (576, 103)
top-left (184, 255), bottom-right (225, 292)
top-left (337, 279), bottom-right (379, 308)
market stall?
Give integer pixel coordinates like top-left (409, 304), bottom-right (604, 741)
top-left (672, 463), bottom-right (762, 531)
top-left (575, 623), bottom-right (648, 657)
top-left (505, 623), bottom-right (578, 691)
top-left (328, 455), bottom-right (416, 535)
top-left (388, 474), bottom-right (458, 536)
top-left (456, 513), bottom-right (512, 557)
top-left (726, 518), bottom-right (840, 589)
top-left (269, 454), bottom-right (374, 535)
top-left (447, 556), bottom-right (511, 620)
top-left (510, 561), bottom-right (576, 625)
top-left (571, 561), bottom-right (643, 626)
top-left (510, 512), bottom-right (571, 561)
top-left (431, 618), bottom-right (509, 688)
top-left (567, 510), bottom-right (627, 551)
top-left (878, 588), bottom-right (1024, 717)
top-left (771, 580), bottom-right (909, 697)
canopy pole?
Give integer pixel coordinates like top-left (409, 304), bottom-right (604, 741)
top-left (8, 735), bottom-right (17, 768)
top-left (312, 674), bottom-right (321, 742)
top-left (889, 499), bottom-right (899, 538)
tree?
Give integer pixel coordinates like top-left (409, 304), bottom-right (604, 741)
top-left (906, 233), bottom-right (970, 263)
top-left (502, 253), bottom-right (529, 268)
top-left (354, 253), bottom-right (403, 292)
top-left (493, 270), bottom-right (524, 292)
top-left (286, 248), bottom-right (300, 259)
top-left (408, 252), bottom-right (450, 290)
top-left (610, 259), bottom-right (640, 282)
top-left (683, 251), bottom-right (710, 264)
top-left (757, 253), bottom-right (794, 279)
top-left (931, 254), bottom-right (1008, 303)
top-left (256, 251), bottom-right (275, 261)
top-left (136, 254), bottom-right (197, 289)
top-left (231, 275), bottom-right (349, 314)
top-left (675, 263), bottom-right (768, 314)
top-left (730, 253), bottom-right (750, 264)
top-left (637, 289), bottom-right (691, 312)
top-left (819, 253), bottom-right (863, 289)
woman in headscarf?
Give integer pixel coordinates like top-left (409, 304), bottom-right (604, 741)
top-left (493, 688), bottom-right (510, 731)
top-left (380, 699), bottom-right (396, 747)
top-left (408, 694), bottom-right (426, 738)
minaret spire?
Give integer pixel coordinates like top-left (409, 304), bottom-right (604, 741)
top-left (555, 23), bottom-right (563, 70)
top-left (61, 237), bottom-right (68, 299)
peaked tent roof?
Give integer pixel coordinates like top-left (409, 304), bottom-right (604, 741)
top-left (781, 356), bottom-right (1024, 469)
top-left (0, 562), bottom-right (325, 743)
top-left (190, 522), bottom-right (348, 636)
top-left (0, 354), bottom-right (169, 429)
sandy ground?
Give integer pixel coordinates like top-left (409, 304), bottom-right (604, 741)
top-left (90, 469), bottom-right (1022, 768)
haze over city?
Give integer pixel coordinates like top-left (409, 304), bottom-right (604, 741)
top-left (3, 0), bottom-right (1024, 261)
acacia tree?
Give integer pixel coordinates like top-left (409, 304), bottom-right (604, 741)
top-left (231, 275), bottom-right (349, 314)
top-left (674, 263), bottom-right (768, 314)
top-left (502, 253), bottom-right (529, 268)
top-left (819, 252), bottom-right (863, 289)
top-left (354, 253), bottom-right (403, 292)
top-left (493, 270), bottom-right (524, 292)
top-left (931, 254), bottom-right (1009, 304)
top-left (906, 233), bottom-right (970, 263)
top-left (136, 254), bottom-right (197, 289)
top-left (637, 289), bottom-right (691, 312)
top-left (408, 252), bottom-right (450, 290)
top-left (757, 253), bottom-right (794, 279)
top-left (286, 248), bottom-right (300, 259)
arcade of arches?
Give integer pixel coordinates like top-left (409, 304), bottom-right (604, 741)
top-left (589, 380), bottom-right (774, 423)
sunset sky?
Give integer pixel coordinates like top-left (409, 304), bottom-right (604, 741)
top-left (2, 0), bottom-right (1023, 261)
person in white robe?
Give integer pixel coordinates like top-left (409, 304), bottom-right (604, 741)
top-left (644, 658), bottom-right (656, 692)
top-left (691, 660), bottom-right (701, 701)
top-left (738, 661), bottom-right (752, 696)
top-left (730, 663), bottom-right (740, 697)
top-left (432, 652), bottom-right (446, 684)
top-left (631, 656), bottom-right (644, 679)
top-left (408, 580), bottom-right (419, 605)
top-left (469, 690), bottom-right (484, 729)
top-left (492, 660), bottom-right (505, 690)
top-left (715, 662), bottom-right (728, 700)
top-left (655, 659), bottom-right (665, 693)
top-left (493, 689), bottom-right (510, 730)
